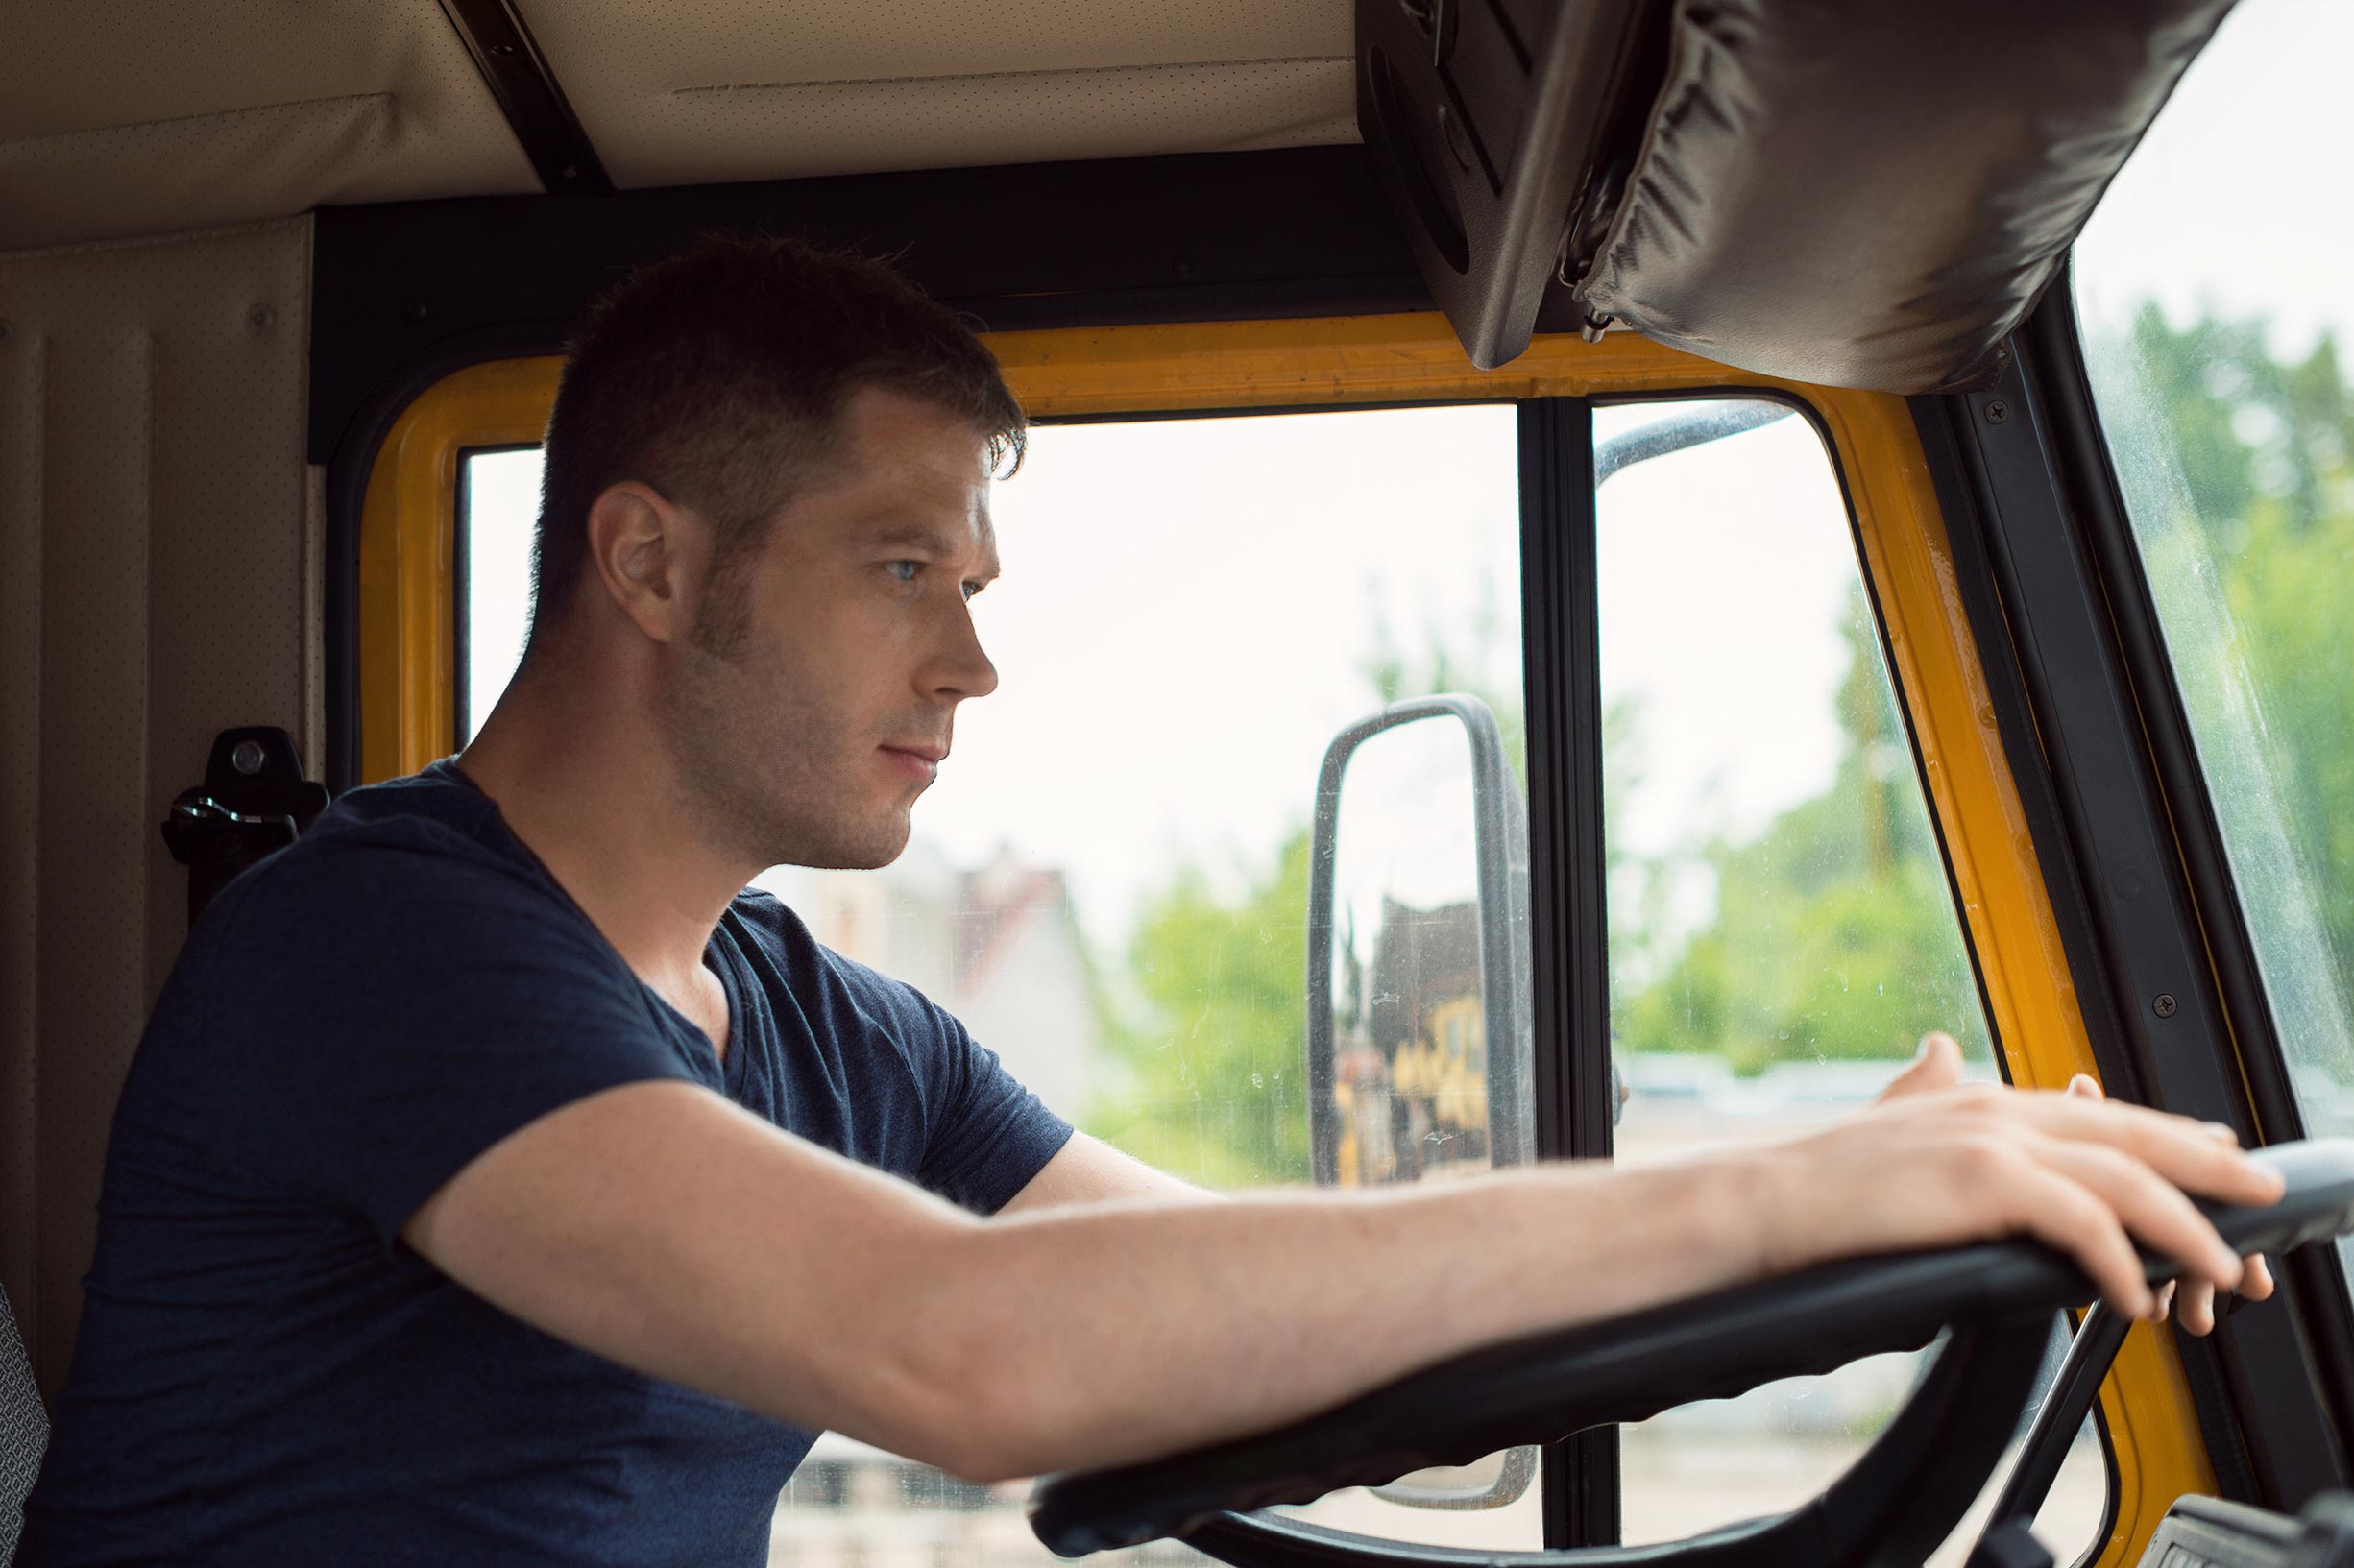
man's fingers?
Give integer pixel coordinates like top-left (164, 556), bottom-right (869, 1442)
top-left (2000, 1160), bottom-right (2159, 1319)
top-left (2009, 1095), bottom-right (2284, 1209)
top-left (2045, 1081), bottom-right (2266, 1336)
top-left (2026, 1135), bottom-right (2245, 1294)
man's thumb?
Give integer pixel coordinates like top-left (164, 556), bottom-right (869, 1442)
top-left (1878, 1031), bottom-right (1963, 1101)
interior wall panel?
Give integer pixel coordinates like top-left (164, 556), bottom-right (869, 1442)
top-left (0, 217), bottom-right (312, 1396)
top-left (0, 323), bottom-right (41, 1350)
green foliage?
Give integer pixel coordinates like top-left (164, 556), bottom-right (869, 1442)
top-left (2106, 304), bottom-right (2354, 1009)
top-left (1089, 832), bottom-right (1315, 1188)
top-left (1611, 591), bottom-right (1985, 1072)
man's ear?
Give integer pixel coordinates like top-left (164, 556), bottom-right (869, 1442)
top-left (583, 481), bottom-right (707, 645)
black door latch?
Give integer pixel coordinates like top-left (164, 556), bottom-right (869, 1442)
top-left (159, 727), bottom-right (330, 928)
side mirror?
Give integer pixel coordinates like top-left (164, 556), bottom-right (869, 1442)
top-left (1305, 694), bottom-right (1536, 1510)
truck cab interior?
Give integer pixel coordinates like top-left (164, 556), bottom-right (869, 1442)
top-left (7, 2), bottom-right (2354, 1566)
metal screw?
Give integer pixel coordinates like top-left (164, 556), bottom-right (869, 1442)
top-left (560, 164), bottom-right (578, 181)
top-left (1984, 399), bottom-right (2009, 425)
top-left (2153, 993), bottom-right (2179, 1019)
top-left (231, 739), bottom-right (266, 776)
top-left (1437, 102), bottom-right (1475, 172)
top-left (489, 41), bottom-right (518, 56)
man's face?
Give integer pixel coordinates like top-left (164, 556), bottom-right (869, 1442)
top-left (656, 386), bottom-right (1001, 870)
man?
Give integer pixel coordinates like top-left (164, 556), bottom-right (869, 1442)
top-left (21, 236), bottom-right (2279, 1565)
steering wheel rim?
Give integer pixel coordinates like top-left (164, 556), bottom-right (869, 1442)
top-left (1030, 1139), bottom-right (2354, 1559)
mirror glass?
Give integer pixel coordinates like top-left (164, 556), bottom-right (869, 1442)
top-left (1325, 716), bottom-right (1513, 1186)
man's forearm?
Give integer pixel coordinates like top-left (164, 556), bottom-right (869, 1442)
top-left (922, 1155), bottom-right (1765, 1481)
top-left (411, 1063), bottom-right (2279, 1489)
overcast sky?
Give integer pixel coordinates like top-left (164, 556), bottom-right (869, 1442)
top-left (2074, 0), bottom-right (2352, 357)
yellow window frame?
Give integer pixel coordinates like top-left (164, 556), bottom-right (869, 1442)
top-left (357, 312), bottom-right (2210, 1566)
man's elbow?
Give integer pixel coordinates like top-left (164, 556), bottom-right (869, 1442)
top-left (838, 1238), bottom-right (1068, 1484)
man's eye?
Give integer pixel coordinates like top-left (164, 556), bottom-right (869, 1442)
top-left (886, 561), bottom-right (920, 583)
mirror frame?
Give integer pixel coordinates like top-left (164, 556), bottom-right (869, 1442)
top-left (1307, 693), bottom-right (1533, 1184)
top-left (1304, 694), bottom-right (1537, 1511)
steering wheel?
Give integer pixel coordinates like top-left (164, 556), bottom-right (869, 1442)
top-left (1030, 1139), bottom-right (2354, 1568)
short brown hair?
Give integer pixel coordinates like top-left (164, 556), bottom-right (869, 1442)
top-left (525, 233), bottom-right (1025, 652)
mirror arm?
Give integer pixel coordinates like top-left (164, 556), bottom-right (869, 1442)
top-left (1592, 401), bottom-right (1797, 488)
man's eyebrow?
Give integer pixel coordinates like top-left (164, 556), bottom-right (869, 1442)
top-left (854, 518), bottom-right (1001, 580)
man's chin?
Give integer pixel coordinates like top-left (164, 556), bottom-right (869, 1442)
top-left (780, 813), bottom-right (913, 873)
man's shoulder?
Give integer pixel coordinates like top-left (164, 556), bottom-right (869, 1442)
top-left (200, 769), bottom-right (570, 960)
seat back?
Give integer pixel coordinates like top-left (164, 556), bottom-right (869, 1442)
top-left (0, 1284), bottom-right (44, 1565)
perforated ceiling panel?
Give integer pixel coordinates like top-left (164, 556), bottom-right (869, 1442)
top-left (522, 0), bottom-right (1359, 188)
top-left (0, 0), bottom-right (538, 251)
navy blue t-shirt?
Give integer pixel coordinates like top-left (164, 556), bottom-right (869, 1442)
top-left (20, 760), bottom-right (1074, 1566)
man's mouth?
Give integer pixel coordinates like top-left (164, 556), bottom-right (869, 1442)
top-left (879, 743), bottom-right (947, 780)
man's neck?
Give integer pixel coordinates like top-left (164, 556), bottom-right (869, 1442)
top-left (456, 679), bottom-right (752, 1001)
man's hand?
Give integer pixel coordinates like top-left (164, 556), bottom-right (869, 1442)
top-left (2055, 1066), bottom-right (2276, 1332)
top-left (1748, 1031), bottom-right (2283, 1324)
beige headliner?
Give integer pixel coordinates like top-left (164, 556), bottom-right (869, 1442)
top-left (2, 0), bottom-right (1356, 253)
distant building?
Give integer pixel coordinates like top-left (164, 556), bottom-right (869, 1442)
top-left (755, 843), bottom-right (1101, 1122)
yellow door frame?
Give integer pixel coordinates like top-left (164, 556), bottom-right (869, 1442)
top-left (357, 313), bottom-right (2211, 1565)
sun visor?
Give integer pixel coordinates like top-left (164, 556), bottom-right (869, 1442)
top-left (1565, 0), bottom-right (2238, 391)
top-left (1361, 0), bottom-right (2239, 389)
top-left (1353, 0), bottom-right (1663, 371)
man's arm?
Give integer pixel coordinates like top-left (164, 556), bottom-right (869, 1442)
top-left (1000, 1130), bottom-right (1207, 1213)
top-left (401, 1036), bottom-right (2278, 1484)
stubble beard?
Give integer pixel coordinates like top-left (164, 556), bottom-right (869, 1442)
top-left (657, 602), bottom-right (913, 874)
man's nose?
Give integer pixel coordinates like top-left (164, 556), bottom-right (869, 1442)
top-left (928, 602), bottom-right (999, 702)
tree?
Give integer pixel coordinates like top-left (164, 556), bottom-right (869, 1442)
top-left (1611, 590), bottom-right (1988, 1073)
top-left (1087, 602), bottom-right (1524, 1186)
top-left (2099, 305), bottom-right (2354, 1048)
top-left (1088, 832), bottom-right (1314, 1187)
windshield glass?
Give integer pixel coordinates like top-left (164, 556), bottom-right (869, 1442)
top-left (2074, 0), bottom-right (2354, 1191)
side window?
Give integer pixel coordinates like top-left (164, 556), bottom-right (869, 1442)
top-left (458, 446), bottom-right (539, 745)
top-left (1591, 399), bottom-right (2108, 1560)
top-left (2073, 0), bottom-right (2354, 1274)
top-left (460, 405), bottom-right (1541, 1557)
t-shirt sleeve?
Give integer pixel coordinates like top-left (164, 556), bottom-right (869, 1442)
top-left (906, 1000), bottom-right (1075, 1216)
top-left (197, 829), bottom-right (702, 1246)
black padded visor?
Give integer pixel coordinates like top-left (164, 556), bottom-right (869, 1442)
top-left (1566, 0), bottom-right (2236, 392)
